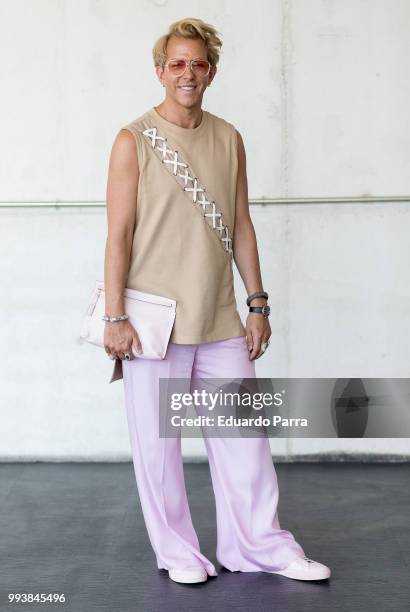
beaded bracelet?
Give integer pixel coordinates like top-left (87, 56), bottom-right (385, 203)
top-left (101, 314), bottom-right (129, 322)
top-left (246, 291), bottom-right (269, 307)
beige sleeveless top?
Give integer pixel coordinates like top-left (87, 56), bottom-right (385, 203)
top-left (121, 106), bottom-right (246, 345)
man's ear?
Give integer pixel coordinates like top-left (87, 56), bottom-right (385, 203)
top-left (208, 65), bottom-right (217, 86)
top-left (155, 65), bottom-right (164, 84)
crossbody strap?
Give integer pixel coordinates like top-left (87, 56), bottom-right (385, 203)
top-left (140, 126), bottom-right (233, 257)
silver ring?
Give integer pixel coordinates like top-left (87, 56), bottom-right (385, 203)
top-left (124, 352), bottom-right (131, 361)
top-left (256, 340), bottom-right (270, 359)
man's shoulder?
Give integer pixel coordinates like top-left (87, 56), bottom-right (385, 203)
top-left (206, 110), bottom-right (238, 135)
top-left (121, 109), bottom-right (153, 135)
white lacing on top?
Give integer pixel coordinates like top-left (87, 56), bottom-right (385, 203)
top-left (141, 126), bottom-right (233, 256)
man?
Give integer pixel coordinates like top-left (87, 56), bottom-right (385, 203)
top-left (103, 17), bottom-right (331, 584)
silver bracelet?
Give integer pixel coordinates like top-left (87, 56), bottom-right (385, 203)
top-left (101, 314), bottom-right (129, 322)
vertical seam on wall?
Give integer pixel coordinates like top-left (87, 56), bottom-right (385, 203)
top-left (280, 0), bottom-right (291, 198)
top-left (281, 0), bottom-right (293, 458)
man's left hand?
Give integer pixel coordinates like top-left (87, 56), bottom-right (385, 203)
top-left (246, 314), bottom-right (271, 361)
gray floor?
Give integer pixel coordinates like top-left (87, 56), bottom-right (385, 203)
top-left (1, 462), bottom-right (409, 612)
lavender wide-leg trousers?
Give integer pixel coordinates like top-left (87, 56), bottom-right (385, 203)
top-left (122, 335), bottom-right (305, 577)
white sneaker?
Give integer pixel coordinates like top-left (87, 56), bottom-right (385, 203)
top-left (272, 555), bottom-right (331, 581)
top-left (168, 567), bottom-right (208, 584)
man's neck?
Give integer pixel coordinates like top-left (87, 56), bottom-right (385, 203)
top-left (154, 102), bottom-right (203, 129)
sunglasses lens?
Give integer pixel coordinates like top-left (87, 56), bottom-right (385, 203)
top-left (167, 59), bottom-right (187, 76)
top-left (192, 60), bottom-right (210, 76)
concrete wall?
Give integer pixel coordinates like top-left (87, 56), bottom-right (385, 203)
top-left (1, 1), bottom-right (409, 460)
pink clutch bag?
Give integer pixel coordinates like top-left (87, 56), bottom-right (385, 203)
top-left (79, 280), bottom-right (177, 383)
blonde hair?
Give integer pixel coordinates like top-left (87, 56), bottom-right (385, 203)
top-left (152, 17), bottom-right (223, 68)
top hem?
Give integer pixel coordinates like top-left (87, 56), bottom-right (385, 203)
top-left (169, 328), bottom-right (246, 345)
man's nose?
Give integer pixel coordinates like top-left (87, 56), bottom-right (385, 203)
top-left (185, 63), bottom-right (195, 77)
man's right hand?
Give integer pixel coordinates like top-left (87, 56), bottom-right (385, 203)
top-left (103, 319), bottom-right (143, 360)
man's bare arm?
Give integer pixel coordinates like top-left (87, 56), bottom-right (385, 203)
top-left (103, 129), bottom-right (143, 357)
top-left (232, 129), bottom-right (266, 305)
top-left (105, 129), bottom-right (138, 314)
top-left (232, 129), bottom-right (271, 359)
